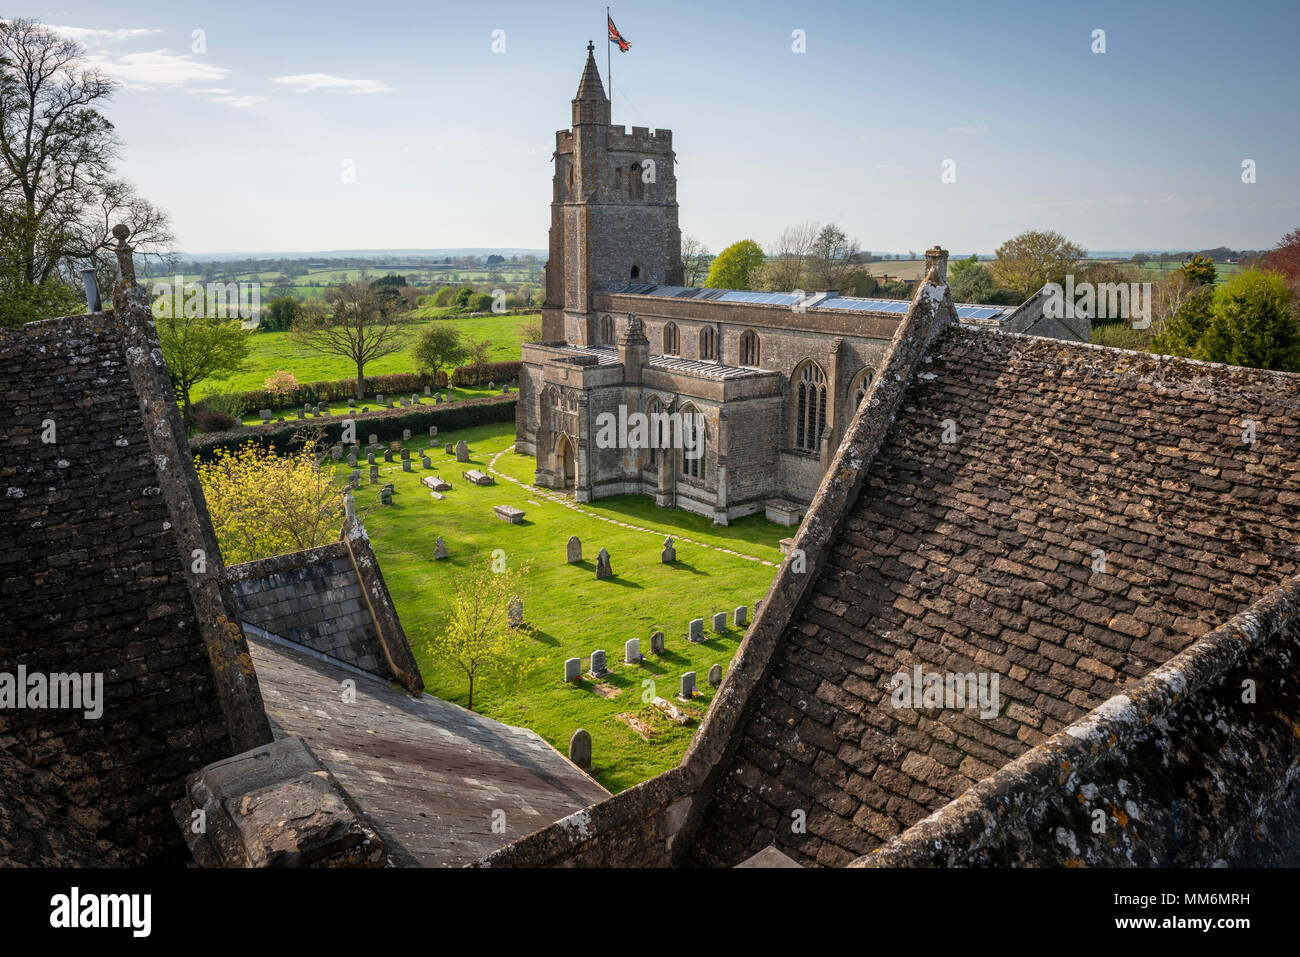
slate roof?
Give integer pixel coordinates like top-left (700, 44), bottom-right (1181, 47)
top-left (248, 635), bottom-right (610, 866)
top-left (689, 326), bottom-right (1300, 867)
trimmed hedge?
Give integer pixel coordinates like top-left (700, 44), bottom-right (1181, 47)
top-left (233, 371), bottom-right (441, 414)
top-left (451, 360), bottom-right (522, 388)
top-left (190, 395), bottom-right (517, 459)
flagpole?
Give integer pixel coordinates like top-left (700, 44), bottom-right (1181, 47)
top-left (606, 7), bottom-right (612, 105)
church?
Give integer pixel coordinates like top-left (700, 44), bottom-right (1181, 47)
top-left (515, 44), bottom-right (1082, 526)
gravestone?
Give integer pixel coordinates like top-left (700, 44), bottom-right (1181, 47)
top-left (661, 536), bottom-right (676, 563)
top-left (367, 450), bottom-right (375, 464)
top-left (435, 393), bottom-right (443, 405)
top-left (347, 450), bottom-right (357, 468)
top-left (369, 464), bottom-right (379, 484)
top-left (377, 394), bottom-right (384, 405)
top-left (380, 486), bottom-right (393, 505)
top-left (259, 409), bottom-right (271, 422)
top-left (400, 398), bottom-right (410, 409)
top-left (296, 409), bottom-right (305, 419)
top-left (445, 442), bottom-right (454, 455)
top-left (688, 618), bottom-right (704, 642)
top-left (424, 386), bottom-right (431, 396)
top-left (369, 434), bottom-right (378, 446)
top-left (422, 475), bottom-right (451, 492)
top-left (493, 505), bottom-right (525, 523)
top-left (566, 536), bottom-right (582, 563)
top-left (569, 729), bottom-right (591, 770)
top-left (734, 605), bottom-right (747, 627)
top-left (589, 650), bottom-right (608, 677)
top-left (501, 383), bottom-right (510, 394)
top-left (680, 672), bottom-right (696, 698)
top-left (625, 638), bottom-right (640, 664)
top-left (403, 429), bottom-right (412, 441)
top-left (347, 398), bottom-right (355, 408)
top-left (402, 457), bottom-right (412, 473)
top-left (362, 406), bottom-right (369, 413)
top-left (421, 454), bottom-right (431, 469)
top-left (488, 381), bottom-right (495, 390)
top-left (331, 446), bottom-right (342, 461)
top-left (384, 449), bottom-right (394, 463)
top-left (428, 426), bottom-right (438, 439)
top-left (650, 631), bottom-right (665, 655)
top-left (712, 612), bottom-right (726, 632)
top-left (433, 537), bottom-right (448, 560)
top-left (348, 469), bottom-right (360, 487)
top-left (303, 403), bottom-right (312, 416)
top-left (411, 393), bottom-right (419, 405)
top-left (595, 547), bottom-right (612, 579)
top-left (463, 469), bottom-right (494, 486)
top-left (455, 440), bottom-right (469, 462)
top-left (401, 449), bottom-right (410, 461)
top-left (708, 664), bottom-right (723, 687)
top-left (564, 657), bottom-right (581, 684)
top-left (507, 596), bottom-right (523, 628)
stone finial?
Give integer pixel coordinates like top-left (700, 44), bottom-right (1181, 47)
top-left (924, 245), bottom-right (950, 283)
top-left (111, 223), bottom-right (144, 312)
top-left (343, 491), bottom-right (356, 522)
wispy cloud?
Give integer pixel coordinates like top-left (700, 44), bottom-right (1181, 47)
top-left (947, 125), bottom-right (987, 135)
top-left (210, 94), bottom-right (269, 108)
top-left (86, 50), bottom-right (228, 90)
top-left (271, 73), bottom-right (396, 94)
top-left (47, 25), bottom-right (161, 43)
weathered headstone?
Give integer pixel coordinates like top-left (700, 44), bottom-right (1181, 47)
top-left (348, 398), bottom-right (356, 408)
top-left (368, 434), bottom-right (378, 446)
top-left (296, 409), bottom-right (305, 419)
top-left (369, 464), bottom-right (379, 484)
top-left (400, 398), bottom-right (410, 409)
top-left (346, 450), bottom-right (357, 468)
top-left (569, 729), bottom-right (592, 770)
top-left (411, 393), bottom-right (419, 405)
top-left (507, 596), bottom-right (523, 627)
top-left (650, 631), bottom-right (665, 654)
top-left (428, 426), bottom-right (438, 439)
top-left (688, 618), bottom-right (704, 642)
top-left (712, 611), bottom-right (726, 633)
top-left (348, 468), bottom-right (360, 487)
top-left (455, 440), bottom-right (469, 462)
top-left (421, 454), bottom-right (431, 469)
top-left (402, 457), bottom-right (412, 472)
top-left (734, 605), bottom-right (747, 627)
top-left (708, 664), bottom-right (723, 687)
top-left (488, 381), bottom-right (495, 390)
top-left (566, 536), bottom-right (582, 563)
top-left (376, 394), bottom-right (384, 405)
top-left (380, 485), bottom-right (393, 505)
top-left (259, 409), bottom-right (272, 422)
top-left (435, 393), bottom-right (443, 405)
top-left (595, 547), bottom-right (612, 579)
top-left (589, 649), bottom-right (608, 677)
top-left (493, 504), bottom-right (525, 523)
top-left (433, 537), bottom-right (448, 560)
top-left (424, 385), bottom-right (431, 397)
top-left (331, 446), bottom-right (342, 461)
top-left (367, 450), bottom-right (375, 464)
top-left (445, 442), bottom-right (454, 455)
top-left (564, 657), bottom-right (581, 684)
top-left (384, 449), bottom-right (394, 462)
top-left (661, 535), bottom-right (676, 563)
top-left (680, 672), bottom-right (696, 698)
top-left (501, 383), bottom-right (510, 394)
top-left (403, 428), bottom-right (412, 441)
top-left (625, 638), bottom-right (640, 664)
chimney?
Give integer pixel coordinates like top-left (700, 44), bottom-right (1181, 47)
top-left (924, 246), bottom-right (949, 283)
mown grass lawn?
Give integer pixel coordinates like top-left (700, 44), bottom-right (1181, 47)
top-left (331, 420), bottom-right (785, 792)
top-left (194, 310), bottom-right (535, 400)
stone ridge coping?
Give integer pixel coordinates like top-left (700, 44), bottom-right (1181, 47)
top-left (850, 575), bottom-right (1300, 868)
top-left (962, 323), bottom-right (1300, 399)
top-left (226, 541), bottom-right (350, 583)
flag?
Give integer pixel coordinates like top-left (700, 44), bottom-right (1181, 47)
top-left (608, 14), bottom-right (631, 52)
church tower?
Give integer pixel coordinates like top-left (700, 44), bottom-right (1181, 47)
top-left (542, 42), bottom-right (684, 345)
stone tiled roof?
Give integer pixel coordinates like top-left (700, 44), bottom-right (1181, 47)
top-left (249, 635), bottom-right (609, 866)
top-left (689, 327), bottom-right (1300, 867)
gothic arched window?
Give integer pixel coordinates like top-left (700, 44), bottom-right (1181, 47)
top-left (700, 326), bottom-right (716, 360)
top-left (794, 361), bottom-right (828, 453)
top-left (739, 330), bottom-right (760, 367)
top-left (680, 404), bottom-right (706, 480)
top-left (663, 322), bottom-right (679, 355)
top-left (851, 368), bottom-right (875, 408)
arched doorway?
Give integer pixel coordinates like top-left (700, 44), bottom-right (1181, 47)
top-left (555, 433), bottom-right (576, 493)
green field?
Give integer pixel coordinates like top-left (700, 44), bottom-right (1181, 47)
top-left (195, 310), bottom-right (535, 400)
top-left (333, 420), bottom-right (784, 792)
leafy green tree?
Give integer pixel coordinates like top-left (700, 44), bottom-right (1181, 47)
top-left (290, 282), bottom-right (410, 400)
top-left (704, 239), bottom-right (765, 290)
top-left (1195, 270), bottom-right (1298, 370)
top-left (432, 285), bottom-right (454, 307)
top-left (412, 324), bottom-right (467, 381)
top-left (157, 313), bottom-right (252, 427)
top-left (1180, 255), bottom-right (1217, 287)
top-left (992, 230), bottom-right (1085, 299)
top-left (453, 287), bottom-right (475, 308)
top-left (260, 295), bottom-right (301, 332)
top-left (948, 254), bottom-right (981, 285)
top-left (468, 291), bottom-right (494, 313)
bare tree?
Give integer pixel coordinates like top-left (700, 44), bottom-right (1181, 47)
top-left (760, 221), bottom-right (818, 292)
top-left (680, 233), bottom-right (711, 287)
top-left (806, 223), bottom-right (865, 292)
top-left (0, 18), bottom-right (172, 294)
top-left (290, 282), bottom-right (411, 399)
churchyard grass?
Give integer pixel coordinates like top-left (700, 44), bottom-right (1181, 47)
top-left (330, 420), bottom-right (785, 792)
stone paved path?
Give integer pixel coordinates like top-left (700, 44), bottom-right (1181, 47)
top-left (487, 445), bottom-right (778, 568)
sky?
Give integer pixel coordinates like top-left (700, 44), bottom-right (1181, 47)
top-left (21, 0), bottom-right (1300, 256)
